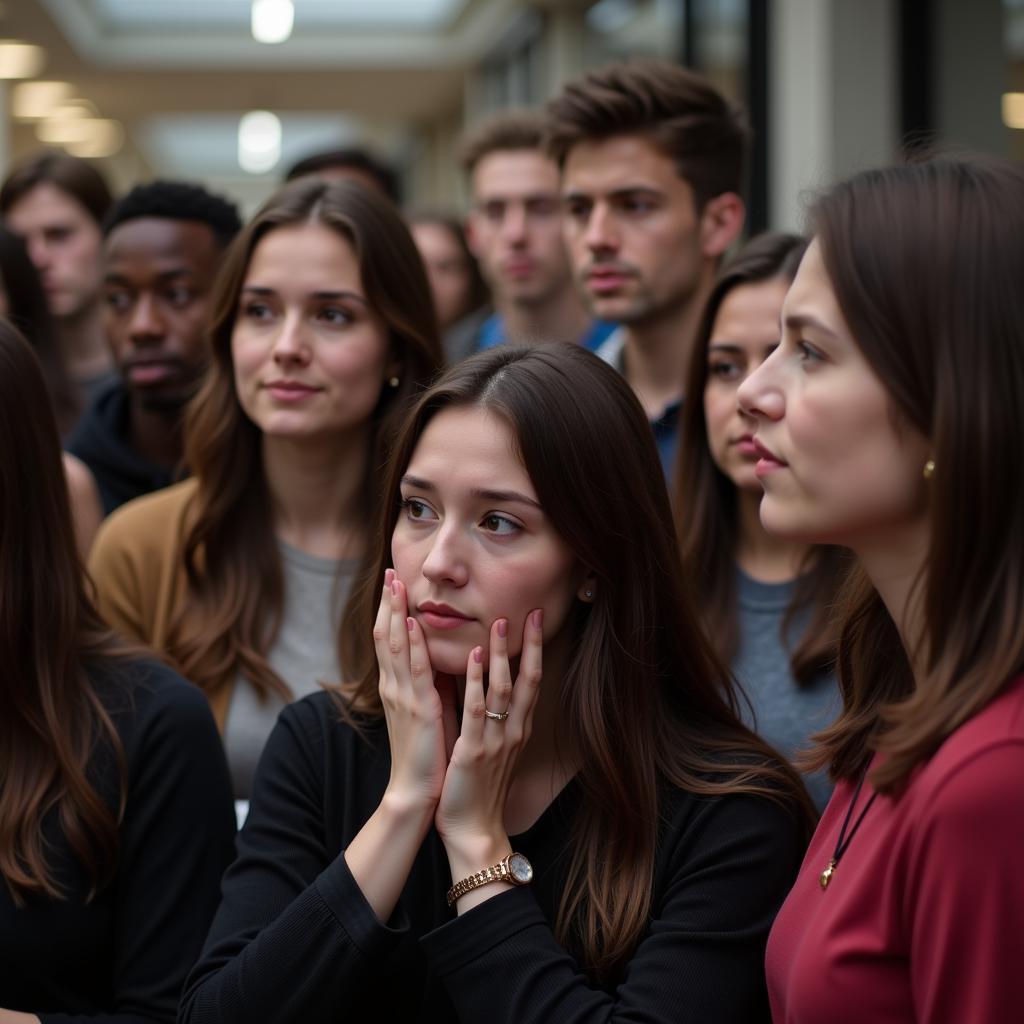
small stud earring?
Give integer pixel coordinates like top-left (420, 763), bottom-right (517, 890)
top-left (923, 459), bottom-right (935, 480)
top-left (388, 376), bottom-right (400, 388)
top-left (584, 589), bottom-right (593, 600)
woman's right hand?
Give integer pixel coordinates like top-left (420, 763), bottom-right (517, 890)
top-left (374, 569), bottom-right (452, 812)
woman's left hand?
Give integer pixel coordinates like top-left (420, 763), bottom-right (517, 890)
top-left (435, 610), bottom-right (543, 873)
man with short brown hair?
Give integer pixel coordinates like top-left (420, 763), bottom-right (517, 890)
top-left (547, 60), bottom-right (749, 475)
top-left (458, 109), bottom-right (614, 358)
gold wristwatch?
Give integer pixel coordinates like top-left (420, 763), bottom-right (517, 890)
top-left (446, 852), bottom-right (534, 907)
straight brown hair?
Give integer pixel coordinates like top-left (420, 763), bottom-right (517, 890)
top-left (169, 178), bottom-right (444, 702)
top-left (802, 155), bottom-right (1024, 792)
top-left (342, 345), bottom-right (815, 980)
top-left (544, 59), bottom-right (749, 208)
top-left (674, 232), bottom-right (846, 684)
top-left (0, 321), bottom-right (127, 905)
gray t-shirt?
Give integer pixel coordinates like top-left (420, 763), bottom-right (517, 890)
top-left (223, 542), bottom-right (359, 798)
top-left (732, 570), bottom-right (839, 811)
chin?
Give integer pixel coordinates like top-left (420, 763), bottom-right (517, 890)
top-left (424, 638), bottom-right (476, 676)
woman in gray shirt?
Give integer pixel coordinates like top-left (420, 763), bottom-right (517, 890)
top-left (674, 233), bottom-right (845, 810)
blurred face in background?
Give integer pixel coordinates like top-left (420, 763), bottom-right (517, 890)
top-left (467, 150), bottom-right (573, 309)
top-left (5, 183), bottom-right (104, 320)
top-left (411, 220), bottom-right (475, 330)
top-left (231, 221), bottom-right (394, 443)
top-left (104, 217), bottom-right (222, 412)
top-left (703, 277), bottom-right (790, 494)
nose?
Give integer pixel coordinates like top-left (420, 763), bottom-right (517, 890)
top-left (420, 520), bottom-right (469, 588)
top-left (127, 293), bottom-right (165, 346)
top-left (500, 204), bottom-right (528, 246)
top-left (584, 202), bottom-right (618, 254)
top-left (26, 235), bottom-right (51, 272)
top-left (737, 352), bottom-right (785, 422)
top-left (271, 311), bottom-right (311, 367)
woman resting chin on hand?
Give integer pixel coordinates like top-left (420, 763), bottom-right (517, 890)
top-left (180, 345), bottom-right (816, 1024)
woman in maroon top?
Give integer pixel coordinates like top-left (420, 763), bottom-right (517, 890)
top-left (737, 155), bottom-right (1024, 1022)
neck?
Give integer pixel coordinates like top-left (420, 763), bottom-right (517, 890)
top-left (855, 521), bottom-right (930, 682)
top-left (262, 429), bottom-right (370, 560)
top-left (621, 272), bottom-right (713, 418)
top-left (735, 487), bottom-right (811, 583)
top-left (129, 400), bottom-right (185, 469)
top-left (497, 288), bottom-right (590, 347)
top-left (58, 301), bottom-right (111, 382)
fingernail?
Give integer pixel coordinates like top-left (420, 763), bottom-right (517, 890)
top-left (384, 568), bottom-right (395, 587)
top-left (531, 609), bottom-right (543, 629)
top-left (473, 646), bottom-right (483, 664)
top-left (497, 618), bottom-right (508, 638)
top-left (406, 616), bottom-right (415, 632)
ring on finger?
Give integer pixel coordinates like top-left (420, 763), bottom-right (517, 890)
top-left (483, 708), bottom-right (510, 722)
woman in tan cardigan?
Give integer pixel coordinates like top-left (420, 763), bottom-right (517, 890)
top-left (89, 178), bottom-right (443, 797)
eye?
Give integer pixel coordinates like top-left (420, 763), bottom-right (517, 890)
top-left (708, 359), bottom-right (742, 382)
top-left (241, 300), bottom-right (273, 321)
top-left (621, 196), bottom-right (656, 215)
top-left (797, 340), bottom-right (824, 364)
top-left (481, 513), bottom-right (521, 536)
top-left (318, 305), bottom-right (353, 327)
top-left (104, 290), bottom-right (132, 313)
top-left (166, 286), bottom-right (194, 308)
top-left (400, 497), bottom-right (438, 523)
top-left (564, 198), bottom-right (591, 221)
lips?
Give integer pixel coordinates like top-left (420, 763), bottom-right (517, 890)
top-left (417, 601), bottom-right (475, 631)
top-left (123, 359), bottom-right (182, 386)
top-left (752, 438), bottom-right (788, 476)
top-left (263, 380), bottom-right (321, 402)
top-left (733, 434), bottom-right (760, 457)
top-left (586, 265), bottom-right (633, 294)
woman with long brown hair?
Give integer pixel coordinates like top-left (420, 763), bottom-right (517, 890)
top-left (737, 155), bottom-right (1024, 1021)
top-left (180, 344), bottom-right (814, 1023)
top-left (88, 178), bottom-right (444, 798)
top-left (0, 320), bottom-right (234, 1022)
top-left (675, 232), bottom-right (845, 809)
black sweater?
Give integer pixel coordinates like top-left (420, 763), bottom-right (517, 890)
top-left (180, 692), bottom-right (805, 1023)
top-left (0, 661), bottom-right (237, 1023)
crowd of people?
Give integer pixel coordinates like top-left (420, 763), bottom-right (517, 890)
top-left (1, 57), bottom-right (1022, 1024)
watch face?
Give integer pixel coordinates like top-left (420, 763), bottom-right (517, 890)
top-left (508, 853), bottom-right (533, 884)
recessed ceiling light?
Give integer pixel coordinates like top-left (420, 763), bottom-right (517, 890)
top-left (12, 80), bottom-right (73, 119)
top-left (251, 0), bottom-right (294, 45)
top-left (239, 110), bottom-right (282, 173)
top-left (0, 40), bottom-right (46, 79)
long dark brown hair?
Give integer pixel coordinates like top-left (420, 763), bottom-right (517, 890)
top-left (0, 224), bottom-right (79, 432)
top-left (344, 345), bottom-right (815, 979)
top-left (170, 178), bottom-right (443, 702)
top-left (802, 155), bottom-right (1024, 792)
top-left (675, 232), bottom-right (846, 684)
top-left (0, 320), bottom-right (127, 905)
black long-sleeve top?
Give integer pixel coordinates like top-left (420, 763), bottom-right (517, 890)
top-left (180, 692), bottom-right (806, 1023)
top-left (0, 660), bottom-right (237, 1023)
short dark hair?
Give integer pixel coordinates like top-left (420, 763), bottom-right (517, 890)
top-left (102, 180), bottom-right (242, 250)
top-left (458, 109), bottom-right (547, 177)
top-left (284, 147), bottom-right (400, 203)
top-left (0, 149), bottom-right (113, 224)
top-left (545, 60), bottom-right (750, 208)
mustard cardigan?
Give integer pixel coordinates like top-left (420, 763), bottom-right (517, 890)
top-left (88, 479), bottom-right (234, 730)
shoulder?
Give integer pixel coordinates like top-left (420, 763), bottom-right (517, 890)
top-left (90, 478), bottom-right (198, 565)
top-left (272, 689), bottom-right (387, 759)
top-left (91, 657), bottom-right (215, 733)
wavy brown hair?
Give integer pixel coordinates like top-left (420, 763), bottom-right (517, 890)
top-left (343, 345), bottom-right (815, 980)
top-left (0, 321), bottom-right (127, 905)
top-left (801, 155), bottom-right (1024, 792)
top-left (675, 232), bottom-right (846, 685)
top-left (169, 178), bottom-right (444, 702)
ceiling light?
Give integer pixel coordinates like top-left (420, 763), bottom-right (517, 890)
top-left (12, 80), bottom-right (73, 119)
top-left (238, 110), bottom-right (282, 173)
top-left (36, 117), bottom-right (122, 152)
top-left (1003, 93), bottom-right (1024, 130)
top-left (65, 121), bottom-right (125, 159)
top-left (0, 40), bottom-right (46, 79)
top-left (251, 0), bottom-right (294, 44)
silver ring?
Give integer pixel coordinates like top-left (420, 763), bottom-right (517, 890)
top-left (483, 708), bottom-right (509, 722)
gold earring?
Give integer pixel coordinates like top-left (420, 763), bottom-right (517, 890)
top-left (923, 459), bottom-right (935, 480)
top-left (388, 376), bottom-right (400, 388)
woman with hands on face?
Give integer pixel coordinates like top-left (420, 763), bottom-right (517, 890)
top-left (180, 345), bottom-right (815, 1024)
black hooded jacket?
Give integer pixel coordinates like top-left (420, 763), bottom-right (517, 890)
top-left (66, 379), bottom-right (179, 516)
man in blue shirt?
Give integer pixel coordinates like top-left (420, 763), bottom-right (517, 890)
top-left (457, 110), bottom-right (614, 360)
top-left (547, 62), bottom-right (749, 479)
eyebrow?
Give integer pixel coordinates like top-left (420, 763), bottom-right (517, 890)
top-left (240, 285), bottom-right (367, 305)
top-left (105, 267), bottom-right (194, 284)
top-left (784, 312), bottom-right (838, 338)
top-left (401, 474), bottom-right (542, 510)
top-left (562, 186), bottom-right (662, 200)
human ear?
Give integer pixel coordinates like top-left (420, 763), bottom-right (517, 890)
top-left (576, 572), bottom-right (597, 603)
top-left (700, 192), bottom-right (746, 259)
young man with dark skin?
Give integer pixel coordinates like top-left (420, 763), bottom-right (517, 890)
top-left (546, 60), bottom-right (749, 476)
top-left (1, 151), bottom-right (115, 407)
top-left (457, 110), bottom-right (614, 360)
top-left (66, 180), bottom-right (241, 515)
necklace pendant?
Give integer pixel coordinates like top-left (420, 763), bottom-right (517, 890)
top-left (819, 860), bottom-right (836, 890)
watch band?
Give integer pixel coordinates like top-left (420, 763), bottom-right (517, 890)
top-left (446, 852), bottom-right (533, 907)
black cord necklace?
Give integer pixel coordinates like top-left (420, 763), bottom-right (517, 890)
top-left (819, 766), bottom-right (878, 890)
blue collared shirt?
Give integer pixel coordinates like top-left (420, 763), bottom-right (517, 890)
top-left (477, 314), bottom-right (617, 353)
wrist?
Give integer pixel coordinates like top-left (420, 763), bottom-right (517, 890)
top-left (444, 832), bottom-right (512, 882)
top-left (379, 787), bottom-right (437, 833)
